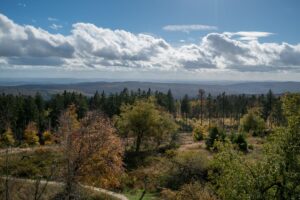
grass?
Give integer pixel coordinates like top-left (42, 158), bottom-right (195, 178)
top-left (0, 147), bottom-right (123, 200)
top-left (0, 147), bottom-right (62, 179)
top-left (0, 178), bottom-right (62, 200)
top-left (0, 178), bottom-right (118, 200)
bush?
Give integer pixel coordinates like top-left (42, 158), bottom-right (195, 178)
top-left (1, 149), bottom-right (61, 179)
top-left (175, 182), bottom-right (217, 200)
top-left (160, 151), bottom-right (209, 190)
top-left (248, 144), bottom-right (254, 150)
top-left (239, 110), bottom-right (266, 136)
top-left (176, 118), bottom-right (193, 132)
top-left (231, 132), bottom-right (248, 152)
top-left (205, 125), bottom-right (225, 149)
top-left (192, 123), bottom-right (207, 141)
top-left (160, 188), bottom-right (177, 200)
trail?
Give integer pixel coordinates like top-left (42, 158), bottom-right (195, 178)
top-left (177, 132), bottom-right (203, 151)
top-left (1, 176), bottom-right (128, 200)
top-left (0, 145), bottom-right (60, 155)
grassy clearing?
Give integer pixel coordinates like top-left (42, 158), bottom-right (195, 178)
top-left (0, 178), bottom-right (61, 200)
top-left (0, 147), bottom-right (63, 179)
top-left (0, 148), bottom-right (123, 199)
top-left (0, 178), bottom-right (118, 200)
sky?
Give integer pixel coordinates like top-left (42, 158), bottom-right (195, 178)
top-left (0, 0), bottom-right (300, 81)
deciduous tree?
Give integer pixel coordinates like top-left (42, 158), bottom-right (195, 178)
top-left (59, 105), bottom-right (124, 199)
top-left (115, 98), bottom-right (177, 152)
top-left (24, 122), bottom-right (39, 146)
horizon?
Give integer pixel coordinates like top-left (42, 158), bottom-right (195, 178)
top-left (1, 77), bottom-right (300, 86)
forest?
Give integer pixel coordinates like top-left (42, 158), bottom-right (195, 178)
top-left (0, 88), bottom-right (299, 200)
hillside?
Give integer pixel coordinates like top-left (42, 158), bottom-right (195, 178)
top-left (0, 81), bottom-right (299, 98)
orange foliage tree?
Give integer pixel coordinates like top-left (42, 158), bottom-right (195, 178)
top-left (58, 105), bottom-right (124, 199)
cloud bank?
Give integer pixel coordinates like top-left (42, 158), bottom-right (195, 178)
top-left (0, 13), bottom-right (300, 74)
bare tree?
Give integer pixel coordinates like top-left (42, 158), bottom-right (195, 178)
top-left (198, 89), bottom-right (205, 125)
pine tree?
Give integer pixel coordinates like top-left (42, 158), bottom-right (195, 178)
top-left (181, 95), bottom-right (190, 131)
top-left (167, 89), bottom-right (175, 113)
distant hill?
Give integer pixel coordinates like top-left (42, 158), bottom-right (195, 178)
top-left (0, 81), bottom-right (299, 98)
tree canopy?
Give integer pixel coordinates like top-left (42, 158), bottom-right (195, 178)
top-left (115, 98), bottom-right (177, 152)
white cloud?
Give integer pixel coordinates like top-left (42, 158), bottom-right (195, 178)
top-left (0, 13), bottom-right (74, 67)
top-left (163, 24), bottom-right (218, 33)
top-left (0, 13), bottom-right (300, 74)
top-left (17, 3), bottom-right (26, 7)
top-left (50, 23), bottom-right (63, 30)
top-left (224, 31), bottom-right (274, 41)
top-left (48, 17), bottom-right (58, 22)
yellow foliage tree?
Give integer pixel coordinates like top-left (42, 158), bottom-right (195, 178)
top-left (193, 123), bottom-right (208, 141)
top-left (43, 130), bottom-right (53, 145)
top-left (24, 122), bottom-right (39, 146)
top-left (0, 128), bottom-right (15, 147)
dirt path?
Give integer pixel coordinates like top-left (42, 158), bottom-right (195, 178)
top-left (177, 132), bottom-right (204, 151)
top-left (0, 145), bottom-right (60, 155)
top-left (1, 176), bottom-right (128, 200)
top-left (176, 132), bottom-right (213, 159)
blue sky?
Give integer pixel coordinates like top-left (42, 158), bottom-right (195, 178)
top-left (3, 0), bottom-right (300, 43)
top-left (1, 0), bottom-right (300, 81)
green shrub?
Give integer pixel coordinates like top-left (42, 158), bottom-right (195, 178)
top-left (248, 144), bottom-right (254, 150)
top-left (231, 133), bottom-right (248, 152)
top-left (205, 125), bottom-right (225, 149)
top-left (176, 118), bottom-right (193, 132)
top-left (239, 110), bottom-right (266, 136)
top-left (0, 149), bottom-right (61, 179)
top-left (160, 151), bottom-right (209, 190)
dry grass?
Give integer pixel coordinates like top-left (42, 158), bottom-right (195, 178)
top-left (246, 136), bottom-right (265, 160)
top-left (0, 178), bottom-right (118, 200)
top-left (0, 178), bottom-right (62, 200)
